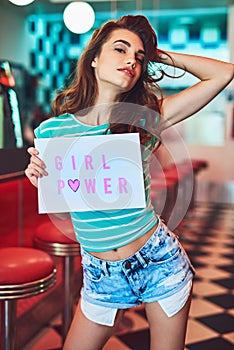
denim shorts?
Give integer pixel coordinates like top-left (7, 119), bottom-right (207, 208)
top-left (80, 218), bottom-right (195, 326)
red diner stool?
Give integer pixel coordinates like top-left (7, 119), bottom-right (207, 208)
top-left (33, 221), bottom-right (81, 343)
top-left (0, 247), bottom-right (56, 350)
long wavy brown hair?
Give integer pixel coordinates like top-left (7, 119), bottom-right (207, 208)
top-left (52, 15), bottom-right (168, 143)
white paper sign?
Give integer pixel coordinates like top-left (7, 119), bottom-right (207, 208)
top-left (35, 133), bottom-right (146, 213)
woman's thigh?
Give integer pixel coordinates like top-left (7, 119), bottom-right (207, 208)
top-left (145, 288), bottom-right (192, 350)
top-left (63, 300), bottom-right (124, 350)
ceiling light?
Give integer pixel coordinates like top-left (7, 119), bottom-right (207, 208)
top-left (8, 0), bottom-right (35, 5)
top-left (63, 2), bottom-right (95, 34)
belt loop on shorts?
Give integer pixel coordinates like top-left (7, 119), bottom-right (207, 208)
top-left (102, 261), bottom-right (110, 276)
top-left (135, 251), bottom-right (148, 268)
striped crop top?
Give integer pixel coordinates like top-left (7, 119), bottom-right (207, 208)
top-left (35, 113), bottom-right (159, 252)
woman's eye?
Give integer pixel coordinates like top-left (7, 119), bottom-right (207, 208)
top-left (136, 57), bottom-right (144, 65)
top-left (114, 47), bottom-right (126, 54)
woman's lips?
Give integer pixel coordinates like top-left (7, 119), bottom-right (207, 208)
top-left (117, 68), bottom-right (135, 78)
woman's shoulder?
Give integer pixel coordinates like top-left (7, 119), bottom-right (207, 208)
top-left (39, 113), bottom-right (74, 125)
top-left (34, 113), bottom-right (75, 138)
top-left (50, 113), bottom-right (75, 122)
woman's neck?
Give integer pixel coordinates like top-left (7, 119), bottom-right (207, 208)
top-left (94, 86), bottom-right (120, 105)
top-left (75, 103), bottom-right (113, 126)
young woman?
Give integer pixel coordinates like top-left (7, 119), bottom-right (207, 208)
top-left (25, 15), bottom-right (233, 350)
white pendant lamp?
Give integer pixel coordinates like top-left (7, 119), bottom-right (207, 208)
top-left (63, 1), bottom-right (95, 34)
top-left (8, 0), bottom-right (35, 5)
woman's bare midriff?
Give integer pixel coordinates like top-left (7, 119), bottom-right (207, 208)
top-left (88, 222), bottom-right (158, 261)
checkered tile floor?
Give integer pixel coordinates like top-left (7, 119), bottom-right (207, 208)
top-left (24, 203), bottom-right (234, 350)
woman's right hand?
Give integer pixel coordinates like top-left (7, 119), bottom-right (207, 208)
top-left (24, 147), bottom-right (48, 188)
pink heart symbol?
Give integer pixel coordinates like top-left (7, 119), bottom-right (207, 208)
top-left (68, 179), bottom-right (80, 192)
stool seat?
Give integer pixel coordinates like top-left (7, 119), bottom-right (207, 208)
top-left (0, 247), bottom-right (56, 350)
top-left (34, 222), bottom-right (80, 257)
top-left (0, 247), bottom-right (55, 286)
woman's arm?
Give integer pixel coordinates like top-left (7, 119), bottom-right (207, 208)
top-left (25, 147), bottom-right (70, 221)
top-left (158, 51), bottom-right (234, 130)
